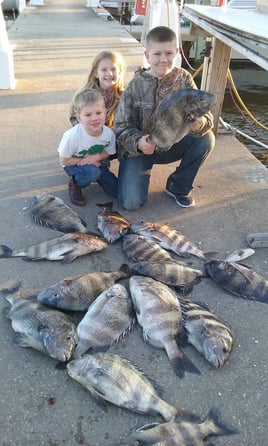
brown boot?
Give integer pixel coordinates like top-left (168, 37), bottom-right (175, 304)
top-left (68, 178), bottom-right (85, 206)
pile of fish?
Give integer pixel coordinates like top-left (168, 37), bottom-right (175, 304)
top-left (1, 194), bottom-right (267, 444)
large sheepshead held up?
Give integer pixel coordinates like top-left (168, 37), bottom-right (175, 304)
top-left (97, 202), bottom-right (132, 243)
top-left (123, 234), bottom-right (178, 263)
top-left (37, 264), bottom-right (131, 311)
top-left (73, 284), bottom-right (135, 358)
top-left (131, 221), bottom-right (216, 260)
top-left (129, 276), bottom-right (200, 378)
top-left (179, 299), bottom-right (234, 368)
top-left (130, 261), bottom-right (205, 294)
top-left (67, 352), bottom-right (181, 421)
top-left (122, 407), bottom-right (238, 445)
top-left (30, 193), bottom-right (87, 233)
top-left (143, 89), bottom-right (216, 151)
top-left (2, 285), bottom-right (77, 361)
top-left (0, 232), bottom-right (108, 264)
top-left (205, 260), bottom-right (268, 304)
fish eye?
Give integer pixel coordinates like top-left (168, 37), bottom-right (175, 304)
top-left (53, 293), bottom-right (59, 298)
top-left (222, 347), bottom-right (228, 353)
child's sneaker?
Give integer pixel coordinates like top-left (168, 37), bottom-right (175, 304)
top-left (166, 186), bottom-right (195, 208)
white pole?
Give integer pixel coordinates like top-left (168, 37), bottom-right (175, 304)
top-left (0, 0), bottom-right (16, 89)
top-left (142, 0), bottom-right (182, 68)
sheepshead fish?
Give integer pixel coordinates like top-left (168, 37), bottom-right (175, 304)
top-left (130, 261), bottom-right (205, 294)
top-left (144, 89), bottom-right (216, 151)
top-left (129, 276), bottom-right (200, 378)
top-left (73, 284), bottom-right (135, 358)
top-left (97, 202), bottom-right (132, 243)
top-left (123, 407), bottom-right (238, 445)
top-left (30, 194), bottom-right (87, 233)
top-left (131, 221), bottom-right (216, 260)
top-left (205, 260), bottom-right (268, 304)
top-left (2, 284), bottom-right (77, 361)
top-left (0, 232), bottom-right (107, 264)
top-left (37, 264), bottom-right (131, 311)
top-left (123, 234), bottom-right (179, 263)
top-left (225, 247), bottom-right (255, 263)
top-left (67, 352), bottom-right (184, 421)
top-left (179, 299), bottom-right (234, 368)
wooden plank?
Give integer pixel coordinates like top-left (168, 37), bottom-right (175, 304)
top-left (201, 37), bottom-right (231, 134)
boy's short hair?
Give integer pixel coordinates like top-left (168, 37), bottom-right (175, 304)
top-left (145, 26), bottom-right (177, 47)
top-left (72, 88), bottom-right (104, 115)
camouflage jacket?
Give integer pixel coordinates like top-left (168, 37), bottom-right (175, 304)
top-left (114, 67), bottom-right (214, 159)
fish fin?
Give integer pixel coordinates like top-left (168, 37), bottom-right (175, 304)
top-left (0, 244), bottom-right (13, 258)
top-left (13, 333), bottom-right (30, 348)
top-left (89, 389), bottom-right (108, 411)
top-left (62, 253), bottom-right (77, 264)
top-left (80, 217), bottom-right (87, 228)
top-left (170, 349), bottom-right (201, 378)
top-left (174, 284), bottom-right (194, 297)
top-left (205, 407), bottom-right (239, 436)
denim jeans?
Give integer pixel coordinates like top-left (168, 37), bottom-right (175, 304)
top-left (64, 162), bottom-right (118, 198)
top-left (118, 130), bottom-right (215, 210)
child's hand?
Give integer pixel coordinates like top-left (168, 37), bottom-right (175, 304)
top-left (138, 135), bottom-right (156, 155)
top-left (77, 154), bottom-right (101, 167)
top-left (189, 117), bottom-right (205, 132)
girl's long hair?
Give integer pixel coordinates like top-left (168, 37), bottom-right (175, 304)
top-left (70, 51), bottom-right (124, 128)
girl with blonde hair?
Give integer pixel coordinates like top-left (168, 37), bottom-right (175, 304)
top-left (70, 51), bottom-right (124, 129)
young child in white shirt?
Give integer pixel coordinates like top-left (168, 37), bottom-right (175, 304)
top-left (58, 88), bottom-right (117, 206)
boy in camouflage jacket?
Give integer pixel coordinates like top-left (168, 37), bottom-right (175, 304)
top-left (114, 26), bottom-right (215, 210)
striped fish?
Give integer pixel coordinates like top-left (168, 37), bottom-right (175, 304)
top-left (205, 260), bottom-right (268, 304)
top-left (30, 194), bottom-right (87, 233)
top-left (129, 275), bottom-right (200, 378)
top-left (97, 202), bottom-right (132, 243)
top-left (123, 234), bottom-right (184, 263)
top-left (130, 261), bottom-right (205, 294)
top-left (123, 407), bottom-right (238, 445)
top-left (2, 284), bottom-right (77, 362)
top-left (179, 299), bottom-right (234, 368)
top-left (37, 264), bottom-right (132, 311)
top-left (67, 352), bottom-right (182, 421)
top-left (73, 284), bottom-right (135, 358)
top-left (131, 221), bottom-right (216, 260)
top-left (0, 232), bottom-right (107, 264)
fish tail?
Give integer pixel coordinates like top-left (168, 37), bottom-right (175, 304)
top-left (203, 251), bottom-right (218, 260)
top-left (0, 281), bottom-right (22, 298)
top-left (170, 349), bottom-right (201, 378)
top-left (203, 407), bottom-right (239, 437)
top-left (0, 244), bottom-right (13, 258)
top-left (118, 263), bottom-right (133, 278)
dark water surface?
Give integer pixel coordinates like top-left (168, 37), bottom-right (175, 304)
top-left (221, 66), bottom-right (268, 167)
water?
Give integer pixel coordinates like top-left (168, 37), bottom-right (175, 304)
top-left (221, 66), bottom-right (268, 167)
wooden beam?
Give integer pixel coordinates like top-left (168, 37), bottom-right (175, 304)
top-left (201, 37), bottom-right (231, 135)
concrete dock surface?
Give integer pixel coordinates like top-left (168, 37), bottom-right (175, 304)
top-left (0, 1), bottom-right (267, 445)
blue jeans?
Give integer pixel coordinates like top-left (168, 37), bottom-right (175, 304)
top-left (118, 131), bottom-right (215, 210)
top-left (64, 162), bottom-right (118, 198)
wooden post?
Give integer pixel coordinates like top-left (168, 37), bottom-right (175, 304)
top-left (201, 37), bottom-right (231, 134)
